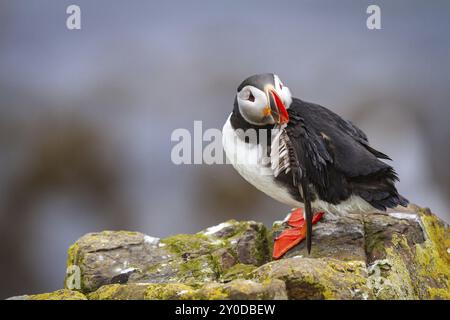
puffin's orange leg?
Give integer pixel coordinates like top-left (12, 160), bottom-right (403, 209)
top-left (273, 210), bottom-right (325, 259)
top-left (286, 208), bottom-right (305, 228)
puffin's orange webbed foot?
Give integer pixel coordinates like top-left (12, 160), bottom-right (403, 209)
top-left (285, 208), bottom-right (304, 227)
top-left (272, 209), bottom-right (324, 259)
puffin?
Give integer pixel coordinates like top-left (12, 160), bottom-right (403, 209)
top-left (222, 73), bottom-right (408, 259)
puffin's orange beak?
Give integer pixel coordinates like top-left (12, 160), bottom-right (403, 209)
top-left (268, 89), bottom-right (289, 124)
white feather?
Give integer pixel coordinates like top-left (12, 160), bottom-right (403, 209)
top-left (222, 115), bottom-right (301, 208)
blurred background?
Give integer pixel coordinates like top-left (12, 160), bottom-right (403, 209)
top-left (0, 0), bottom-right (449, 298)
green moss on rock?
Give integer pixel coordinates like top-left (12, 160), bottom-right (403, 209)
top-left (176, 255), bottom-right (218, 283)
top-left (412, 209), bottom-right (450, 299)
top-left (28, 289), bottom-right (87, 300)
top-left (367, 208), bottom-right (450, 299)
top-left (162, 233), bottom-right (213, 256)
top-left (16, 205), bottom-right (449, 300)
top-left (221, 263), bottom-right (256, 282)
top-left (254, 257), bottom-right (371, 300)
top-left (144, 283), bottom-right (197, 300)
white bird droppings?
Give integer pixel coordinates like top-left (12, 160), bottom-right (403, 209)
top-left (144, 235), bottom-right (160, 245)
top-left (120, 267), bottom-right (136, 274)
top-left (388, 212), bottom-right (419, 221)
top-left (202, 222), bottom-right (231, 236)
top-left (177, 290), bottom-right (189, 296)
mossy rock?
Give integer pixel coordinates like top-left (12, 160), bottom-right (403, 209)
top-left (63, 220), bottom-right (270, 294)
top-left (253, 257), bottom-right (371, 299)
top-left (221, 263), bottom-right (257, 282)
top-left (13, 204), bottom-right (450, 300)
top-left (27, 289), bottom-right (87, 300)
top-left (88, 279), bottom-right (287, 300)
top-left (366, 208), bottom-right (450, 299)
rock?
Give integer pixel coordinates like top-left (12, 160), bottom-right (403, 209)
top-left (365, 208), bottom-right (450, 299)
top-left (8, 289), bottom-right (88, 300)
top-left (87, 279), bottom-right (287, 300)
top-left (64, 220), bottom-right (270, 293)
top-left (10, 205), bottom-right (450, 300)
top-left (272, 212), bottom-right (367, 261)
top-left (269, 205), bottom-right (450, 299)
top-left (254, 257), bottom-right (371, 299)
top-left (6, 295), bottom-right (29, 300)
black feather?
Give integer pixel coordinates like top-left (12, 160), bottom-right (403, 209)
top-left (275, 98), bottom-right (409, 252)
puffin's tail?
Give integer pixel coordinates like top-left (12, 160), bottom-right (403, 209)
top-left (398, 194), bottom-right (409, 207)
top-left (351, 167), bottom-right (409, 211)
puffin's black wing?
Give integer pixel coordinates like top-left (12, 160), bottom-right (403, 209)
top-left (285, 98), bottom-right (408, 208)
top-left (318, 104), bottom-right (392, 161)
top-left (274, 98), bottom-right (408, 252)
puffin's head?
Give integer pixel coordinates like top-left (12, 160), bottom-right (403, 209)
top-left (235, 73), bottom-right (292, 126)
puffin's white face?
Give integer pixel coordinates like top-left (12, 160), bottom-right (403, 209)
top-left (236, 74), bottom-right (292, 126)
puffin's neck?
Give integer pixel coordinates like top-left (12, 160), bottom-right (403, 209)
top-left (229, 98), bottom-right (274, 145)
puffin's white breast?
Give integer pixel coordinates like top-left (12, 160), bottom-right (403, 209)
top-left (222, 114), bottom-right (302, 208)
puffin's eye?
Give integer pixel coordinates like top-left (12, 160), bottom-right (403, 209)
top-left (248, 91), bottom-right (255, 102)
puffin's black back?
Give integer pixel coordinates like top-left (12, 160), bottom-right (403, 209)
top-left (284, 98), bottom-right (408, 211)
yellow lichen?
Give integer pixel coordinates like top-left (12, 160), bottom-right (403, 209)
top-left (66, 242), bottom-right (80, 267)
top-left (162, 233), bottom-right (213, 254)
top-left (374, 235), bottom-right (416, 299)
top-left (255, 258), bottom-right (370, 300)
top-left (88, 284), bottom-right (122, 300)
top-left (413, 210), bottom-right (450, 299)
top-left (195, 283), bottom-right (228, 300)
top-left (221, 263), bottom-right (256, 282)
top-left (368, 210), bottom-right (450, 300)
top-left (28, 289), bottom-right (87, 300)
top-left (144, 283), bottom-right (197, 300)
